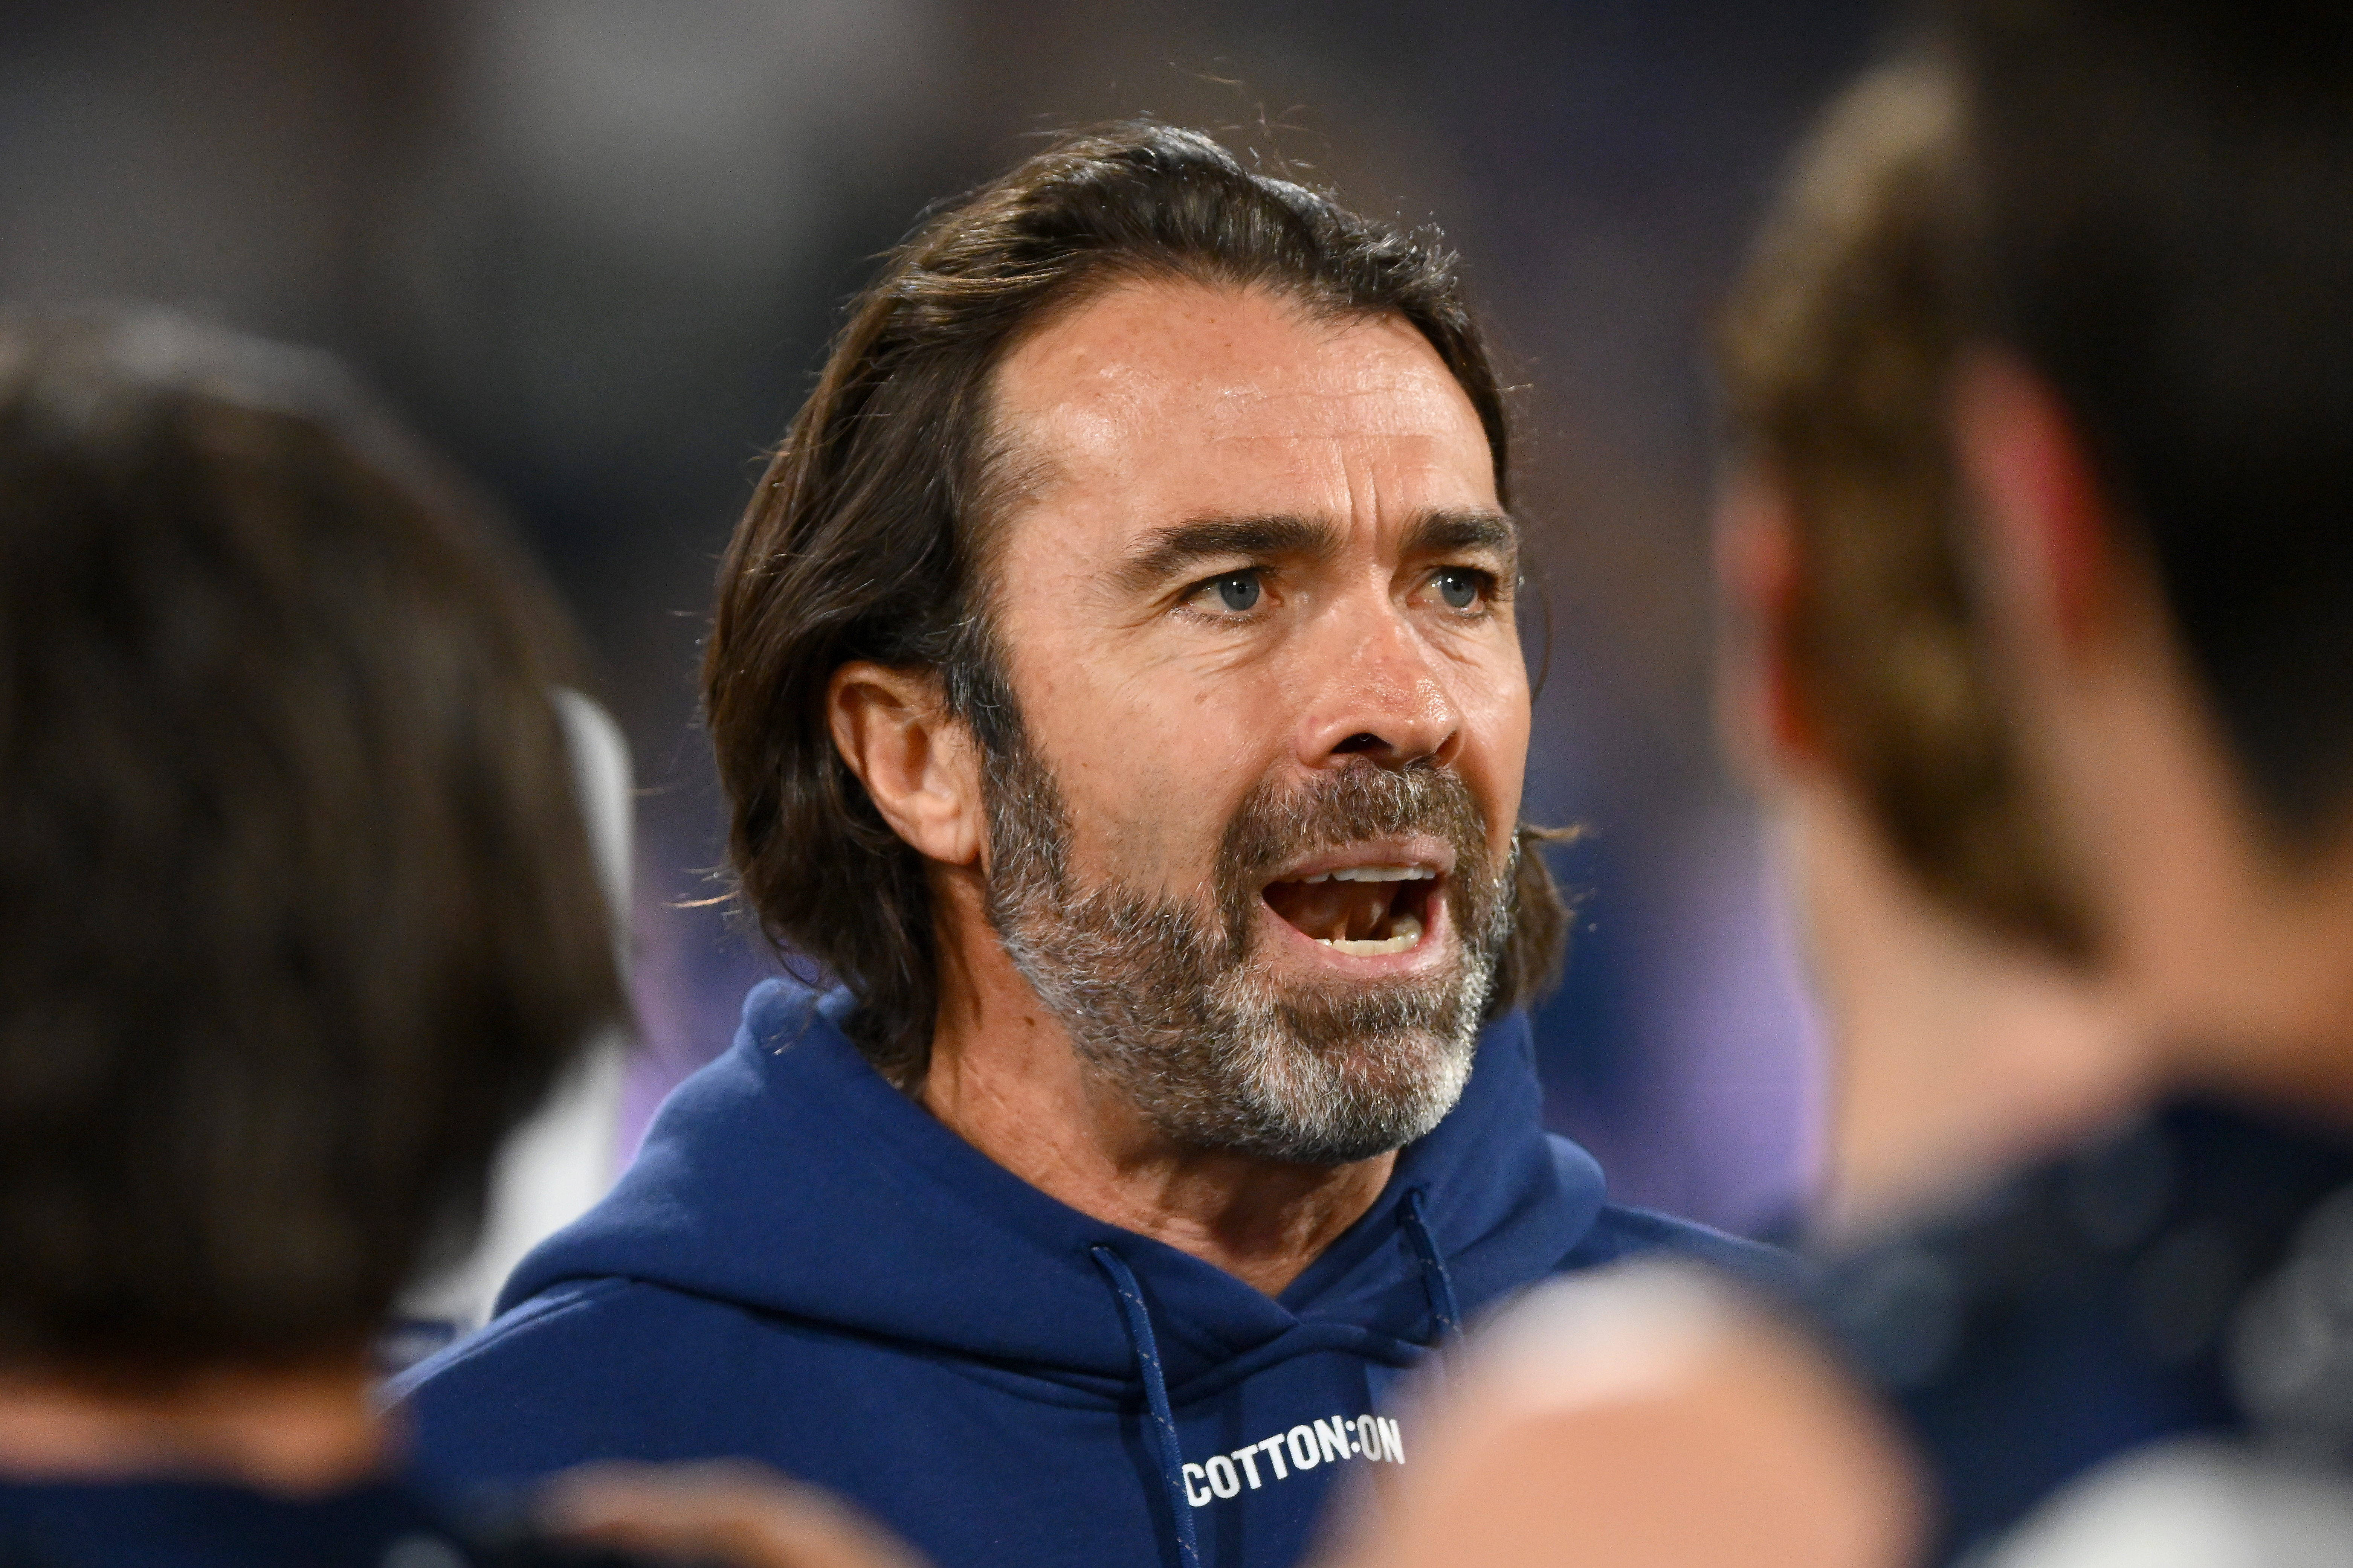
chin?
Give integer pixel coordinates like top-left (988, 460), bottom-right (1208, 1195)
top-left (1176, 983), bottom-right (1485, 1164)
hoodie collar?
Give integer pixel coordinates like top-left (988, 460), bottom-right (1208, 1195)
top-left (501, 980), bottom-right (1604, 1389)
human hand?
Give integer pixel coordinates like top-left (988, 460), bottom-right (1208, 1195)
top-left (536, 1460), bottom-right (928, 1568)
top-left (1325, 1267), bottom-right (1918, 1568)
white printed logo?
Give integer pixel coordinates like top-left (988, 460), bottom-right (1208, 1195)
top-left (1181, 1412), bottom-right (1405, 1507)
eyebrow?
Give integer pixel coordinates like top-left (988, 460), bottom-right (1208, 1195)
top-left (1113, 514), bottom-right (1340, 595)
top-left (1112, 507), bottom-right (1521, 597)
top-left (1400, 507), bottom-right (1520, 561)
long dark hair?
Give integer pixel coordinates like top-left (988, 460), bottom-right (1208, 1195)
top-left (704, 122), bottom-right (1565, 1084)
top-left (1941, 0), bottom-right (2353, 848)
top-left (0, 312), bottom-right (624, 1377)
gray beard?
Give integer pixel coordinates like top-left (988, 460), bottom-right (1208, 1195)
top-left (980, 735), bottom-right (1514, 1166)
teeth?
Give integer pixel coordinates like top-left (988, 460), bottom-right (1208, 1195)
top-left (1316, 913), bottom-right (1425, 956)
top-left (1322, 865), bottom-right (1437, 883)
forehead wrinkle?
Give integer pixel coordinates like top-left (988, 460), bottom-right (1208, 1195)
top-left (1201, 360), bottom-right (1467, 420)
top-left (1011, 285), bottom-right (1462, 445)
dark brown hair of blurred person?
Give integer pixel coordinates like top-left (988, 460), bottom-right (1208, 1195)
top-left (0, 312), bottom-right (627, 1388)
top-left (702, 120), bottom-right (1567, 1088)
top-left (1715, 61), bottom-right (2088, 964)
top-left (1942, 0), bottom-right (2353, 855)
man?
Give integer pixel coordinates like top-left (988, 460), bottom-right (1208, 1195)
top-left (1346, 7), bottom-right (2353, 1565)
top-left (397, 123), bottom-right (1775, 1568)
top-left (0, 311), bottom-right (910, 1568)
top-left (1841, 2), bottom-right (2353, 1555)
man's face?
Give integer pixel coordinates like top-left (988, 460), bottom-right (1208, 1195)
top-left (974, 279), bottom-right (1530, 1163)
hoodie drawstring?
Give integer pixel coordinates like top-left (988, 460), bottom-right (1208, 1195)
top-left (1091, 1245), bottom-right (1202, 1568)
top-left (1091, 1200), bottom-right (1453, 1565)
top-left (1398, 1188), bottom-right (1462, 1342)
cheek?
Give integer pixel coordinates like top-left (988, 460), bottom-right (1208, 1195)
top-left (1459, 659), bottom-right (1532, 840)
top-left (1031, 661), bottom-right (1277, 875)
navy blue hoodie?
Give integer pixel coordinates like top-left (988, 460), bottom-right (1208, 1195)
top-left (394, 979), bottom-right (1779, 1568)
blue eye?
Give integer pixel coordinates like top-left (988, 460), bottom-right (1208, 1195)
top-left (1213, 572), bottom-right (1261, 612)
top-left (1434, 568), bottom-right (1481, 610)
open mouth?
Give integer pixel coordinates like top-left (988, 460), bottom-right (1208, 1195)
top-left (1259, 863), bottom-right (1441, 957)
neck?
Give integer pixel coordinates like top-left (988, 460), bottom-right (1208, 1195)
top-left (0, 1359), bottom-right (388, 1496)
top-left (2151, 818), bottom-right (2353, 1119)
top-left (920, 871), bottom-right (1394, 1297)
top-left (2036, 574), bottom-right (2353, 1120)
top-left (1787, 775), bottom-right (2152, 1237)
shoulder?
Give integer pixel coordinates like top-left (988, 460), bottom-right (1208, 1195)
top-left (1551, 1179), bottom-right (1811, 1298)
top-left (1807, 1098), bottom-right (2353, 1559)
top-left (390, 1277), bottom-right (764, 1486)
top-left (388, 1276), bottom-right (643, 1403)
top-left (389, 1273), bottom-right (933, 1489)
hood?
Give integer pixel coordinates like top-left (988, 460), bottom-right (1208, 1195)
top-left (499, 979), bottom-right (1606, 1393)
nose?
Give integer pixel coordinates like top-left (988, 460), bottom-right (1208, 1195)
top-left (1298, 599), bottom-right (1464, 772)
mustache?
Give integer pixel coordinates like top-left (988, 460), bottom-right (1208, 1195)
top-left (1220, 761), bottom-right (1491, 880)
top-left (1212, 763), bottom-right (1495, 947)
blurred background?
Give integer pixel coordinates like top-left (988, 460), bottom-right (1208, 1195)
top-left (0, 0), bottom-right (1886, 1236)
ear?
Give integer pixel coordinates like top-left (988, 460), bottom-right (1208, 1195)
top-left (1714, 466), bottom-right (1826, 779)
top-left (827, 662), bottom-right (984, 868)
top-left (1951, 350), bottom-right (2114, 655)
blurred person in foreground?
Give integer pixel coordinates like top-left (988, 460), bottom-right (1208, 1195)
top-left (395, 122), bottom-right (1783, 1568)
top-left (1338, 7), bottom-right (2353, 1566)
top-left (0, 313), bottom-right (916, 1568)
